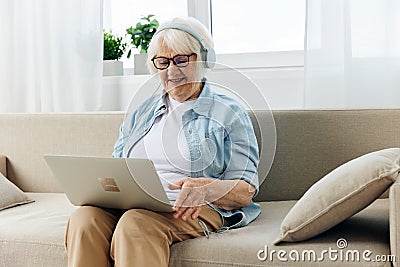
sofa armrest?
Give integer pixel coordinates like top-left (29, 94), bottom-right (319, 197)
top-left (0, 155), bottom-right (6, 177)
top-left (389, 179), bottom-right (400, 267)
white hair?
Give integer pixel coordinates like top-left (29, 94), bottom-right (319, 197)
top-left (147, 17), bottom-right (214, 80)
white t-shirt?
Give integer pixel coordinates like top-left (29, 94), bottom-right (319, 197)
top-left (129, 95), bottom-right (195, 202)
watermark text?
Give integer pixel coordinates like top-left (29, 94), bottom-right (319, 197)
top-left (257, 238), bottom-right (396, 263)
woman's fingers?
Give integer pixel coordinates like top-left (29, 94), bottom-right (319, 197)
top-left (191, 207), bottom-right (202, 220)
top-left (181, 207), bottom-right (196, 221)
top-left (173, 186), bottom-right (191, 209)
top-left (173, 185), bottom-right (205, 220)
top-left (171, 178), bottom-right (212, 220)
top-left (173, 206), bottom-right (187, 219)
top-left (167, 178), bottom-right (188, 190)
top-left (173, 206), bottom-right (202, 221)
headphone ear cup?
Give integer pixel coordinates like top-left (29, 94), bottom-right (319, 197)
top-left (201, 47), bottom-right (216, 69)
top-left (156, 23), bottom-right (216, 69)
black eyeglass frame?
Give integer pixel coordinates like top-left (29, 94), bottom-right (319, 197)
top-left (151, 53), bottom-right (196, 70)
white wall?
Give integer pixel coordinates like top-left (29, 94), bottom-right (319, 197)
top-left (101, 67), bottom-right (304, 112)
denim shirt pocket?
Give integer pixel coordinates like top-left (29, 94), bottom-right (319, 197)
top-left (203, 126), bottom-right (228, 177)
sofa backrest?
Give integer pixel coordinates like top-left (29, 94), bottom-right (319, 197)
top-left (0, 113), bottom-right (124, 192)
top-left (0, 110), bottom-right (399, 201)
top-left (252, 109), bottom-right (400, 201)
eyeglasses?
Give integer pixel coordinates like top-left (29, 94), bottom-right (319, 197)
top-left (151, 53), bottom-right (196, 70)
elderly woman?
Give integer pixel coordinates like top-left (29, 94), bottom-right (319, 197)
top-left (65, 17), bottom-right (260, 267)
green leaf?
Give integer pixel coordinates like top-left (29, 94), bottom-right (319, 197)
top-left (124, 14), bottom-right (159, 53)
top-left (103, 30), bottom-right (127, 60)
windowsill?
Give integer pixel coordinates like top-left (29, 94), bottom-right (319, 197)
top-left (102, 50), bottom-right (305, 78)
top-left (215, 50), bottom-right (304, 69)
top-left (103, 65), bottom-right (304, 79)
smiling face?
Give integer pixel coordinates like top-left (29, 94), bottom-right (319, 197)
top-left (156, 45), bottom-right (203, 102)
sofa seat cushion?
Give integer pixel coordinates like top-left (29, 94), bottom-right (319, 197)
top-left (0, 193), bottom-right (76, 267)
top-left (0, 193), bottom-right (390, 267)
top-left (170, 199), bottom-right (391, 267)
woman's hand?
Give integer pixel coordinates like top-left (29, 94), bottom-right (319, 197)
top-left (168, 178), bottom-right (214, 221)
top-left (168, 178), bottom-right (256, 221)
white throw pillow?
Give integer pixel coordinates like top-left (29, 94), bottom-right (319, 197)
top-left (0, 172), bottom-right (34, 211)
top-left (275, 148), bottom-right (400, 244)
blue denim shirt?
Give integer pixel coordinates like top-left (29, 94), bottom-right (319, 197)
top-left (112, 82), bottom-right (261, 229)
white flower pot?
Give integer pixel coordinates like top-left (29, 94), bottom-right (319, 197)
top-left (103, 60), bottom-right (124, 76)
top-left (134, 53), bottom-right (149, 75)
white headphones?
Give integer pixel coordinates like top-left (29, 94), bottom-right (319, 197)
top-left (155, 23), bottom-right (216, 69)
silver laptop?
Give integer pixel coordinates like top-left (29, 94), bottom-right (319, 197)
top-left (43, 155), bottom-right (173, 212)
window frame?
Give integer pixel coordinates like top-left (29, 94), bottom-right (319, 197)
top-left (187, 0), bottom-right (305, 70)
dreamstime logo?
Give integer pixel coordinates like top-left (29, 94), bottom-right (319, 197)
top-left (336, 238), bottom-right (347, 249)
top-left (257, 238), bottom-right (396, 263)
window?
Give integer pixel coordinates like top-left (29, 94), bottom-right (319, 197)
top-left (103, 0), bottom-right (187, 69)
top-left (103, 0), bottom-right (306, 72)
top-left (209, 0), bottom-right (306, 68)
top-left (211, 0), bottom-right (306, 54)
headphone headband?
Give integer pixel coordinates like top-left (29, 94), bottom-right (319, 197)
top-left (155, 23), bottom-right (216, 69)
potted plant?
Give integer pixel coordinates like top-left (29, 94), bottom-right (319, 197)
top-left (103, 30), bottom-right (127, 76)
top-left (126, 15), bottom-right (159, 75)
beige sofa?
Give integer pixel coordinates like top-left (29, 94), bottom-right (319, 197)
top-left (0, 110), bottom-right (399, 267)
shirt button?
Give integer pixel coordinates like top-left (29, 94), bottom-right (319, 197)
top-left (188, 129), bottom-right (192, 134)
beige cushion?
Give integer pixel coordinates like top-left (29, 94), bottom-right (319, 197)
top-left (0, 193), bottom-right (76, 267)
top-left (0, 172), bottom-right (34, 211)
top-left (0, 194), bottom-right (390, 267)
top-left (275, 148), bottom-right (400, 244)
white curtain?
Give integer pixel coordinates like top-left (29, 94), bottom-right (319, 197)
top-left (0, 0), bottom-right (103, 112)
top-left (304, 0), bottom-right (400, 109)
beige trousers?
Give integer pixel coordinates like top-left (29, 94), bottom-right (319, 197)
top-left (65, 206), bottom-right (222, 267)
